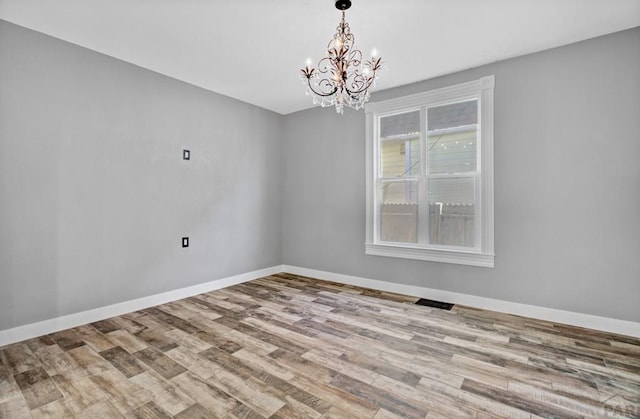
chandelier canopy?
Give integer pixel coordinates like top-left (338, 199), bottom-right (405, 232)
top-left (300, 0), bottom-right (383, 114)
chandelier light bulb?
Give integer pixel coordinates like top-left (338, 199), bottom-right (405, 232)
top-left (299, 0), bottom-right (383, 114)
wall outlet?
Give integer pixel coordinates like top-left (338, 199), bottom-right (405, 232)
top-left (182, 237), bottom-right (189, 247)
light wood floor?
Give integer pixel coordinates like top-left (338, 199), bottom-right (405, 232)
top-left (1, 273), bottom-right (639, 418)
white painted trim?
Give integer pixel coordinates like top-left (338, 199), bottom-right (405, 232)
top-left (0, 265), bottom-right (284, 347)
top-left (282, 265), bottom-right (640, 338)
top-left (365, 243), bottom-right (494, 268)
top-left (4, 263), bottom-right (637, 347)
top-left (365, 76), bottom-right (495, 114)
top-left (365, 75), bottom-right (495, 267)
top-left (480, 76), bottom-right (495, 254)
top-left (365, 110), bottom-right (375, 245)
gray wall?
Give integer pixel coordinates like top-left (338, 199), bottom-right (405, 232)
top-left (0, 20), bottom-right (283, 331)
top-left (1, 19), bottom-right (638, 333)
top-left (283, 27), bottom-right (640, 323)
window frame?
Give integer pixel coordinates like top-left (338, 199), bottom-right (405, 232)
top-left (365, 76), bottom-right (495, 268)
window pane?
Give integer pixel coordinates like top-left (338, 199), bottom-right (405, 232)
top-left (380, 180), bottom-right (417, 243)
top-left (427, 100), bottom-right (477, 174)
top-left (428, 177), bottom-right (475, 247)
top-left (380, 111), bottom-right (421, 177)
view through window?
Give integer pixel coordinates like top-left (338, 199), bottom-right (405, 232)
top-left (365, 76), bottom-right (494, 267)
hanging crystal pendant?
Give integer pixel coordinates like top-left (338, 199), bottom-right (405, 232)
top-left (300, 0), bottom-right (382, 114)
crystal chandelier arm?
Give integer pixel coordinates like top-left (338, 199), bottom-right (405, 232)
top-left (301, 66), bottom-right (339, 97)
top-left (343, 56), bottom-right (383, 96)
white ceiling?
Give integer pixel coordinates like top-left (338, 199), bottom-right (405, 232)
top-left (1, 0), bottom-right (639, 115)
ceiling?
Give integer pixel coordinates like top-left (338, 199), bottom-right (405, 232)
top-left (1, 0), bottom-right (639, 115)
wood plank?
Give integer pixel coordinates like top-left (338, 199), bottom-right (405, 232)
top-left (163, 328), bottom-right (212, 353)
top-left (100, 346), bottom-right (146, 378)
top-left (1, 344), bottom-right (42, 374)
top-left (337, 349), bottom-right (422, 387)
top-left (250, 370), bottom-right (332, 416)
top-left (330, 373), bottom-right (428, 419)
top-left (0, 365), bottom-right (21, 405)
top-left (232, 348), bottom-right (295, 381)
top-left (171, 371), bottom-right (239, 417)
top-left (89, 370), bottom-right (152, 415)
top-left (302, 348), bottom-right (379, 384)
top-left (74, 324), bottom-right (117, 352)
top-left (506, 380), bottom-right (606, 417)
top-left (164, 346), bottom-right (220, 380)
top-left (135, 328), bottom-right (179, 353)
top-left (416, 376), bottom-right (531, 419)
top-left (135, 347), bottom-right (186, 379)
top-left (0, 273), bottom-right (638, 418)
top-left (105, 329), bottom-right (148, 354)
top-left (205, 367), bottom-right (286, 417)
top-left (461, 378), bottom-right (586, 418)
top-left (48, 329), bottom-right (86, 351)
top-left (76, 400), bottom-right (125, 418)
top-left (31, 398), bottom-right (78, 418)
top-left (67, 345), bottom-right (114, 376)
top-left (23, 336), bottom-right (56, 353)
top-left (13, 367), bottom-right (63, 410)
top-left (49, 373), bottom-right (104, 414)
top-left (0, 395), bottom-right (35, 419)
top-left (131, 400), bottom-right (172, 419)
top-left (173, 403), bottom-right (212, 419)
top-left (129, 370), bottom-right (195, 416)
top-left (141, 307), bottom-right (200, 335)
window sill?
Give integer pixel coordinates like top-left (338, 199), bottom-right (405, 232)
top-left (365, 243), bottom-right (494, 268)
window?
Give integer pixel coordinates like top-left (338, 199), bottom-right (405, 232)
top-left (365, 76), bottom-right (494, 267)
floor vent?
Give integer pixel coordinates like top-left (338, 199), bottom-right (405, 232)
top-left (415, 298), bottom-right (454, 311)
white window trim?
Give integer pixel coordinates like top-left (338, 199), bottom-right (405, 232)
top-left (365, 76), bottom-right (495, 268)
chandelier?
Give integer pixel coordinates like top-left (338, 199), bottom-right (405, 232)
top-left (300, 0), bottom-right (383, 114)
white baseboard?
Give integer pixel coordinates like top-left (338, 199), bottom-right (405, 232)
top-left (3, 263), bottom-right (638, 347)
top-left (283, 265), bottom-right (640, 338)
top-left (0, 265), bottom-right (283, 348)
